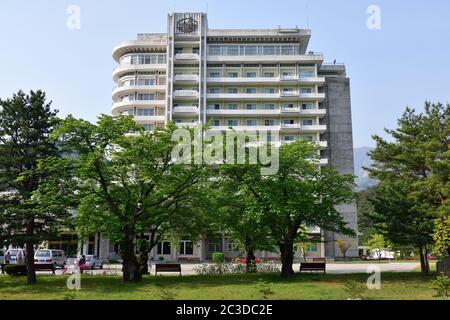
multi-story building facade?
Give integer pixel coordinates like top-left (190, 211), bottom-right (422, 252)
top-left (97, 12), bottom-right (358, 262)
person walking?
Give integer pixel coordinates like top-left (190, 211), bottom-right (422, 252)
top-left (5, 251), bottom-right (11, 264)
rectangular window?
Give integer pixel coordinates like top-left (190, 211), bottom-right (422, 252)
top-left (227, 88), bottom-right (238, 94)
top-left (265, 119), bottom-right (275, 126)
top-left (226, 46), bottom-right (239, 56)
top-left (263, 103), bottom-right (275, 110)
top-left (227, 104), bottom-right (238, 110)
top-left (179, 240), bottom-right (193, 255)
top-left (227, 72), bottom-right (238, 78)
top-left (246, 88), bottom-right (257, 94)
top-left (263, 72), bottom-right (275, 77)
top-left (137, 94), bottom-right (155, 100)
top-left (301, 88), bottom-right (312, 93)
top-left (302, 103), bottom-right (313, 110)
top-left (283, 119), bottom-right (295, 125)
top-left (143, 124), bottom-right (154, 132)
top-left (209, 72), bottom-right (221, 78)
top-left (263, 46), bottom-right (276, 55)
top-left (192, 47), bottom-right (200, 54)
top-left (136, 109), bottom-right (155, 116)
top-left (246, 104), bottom-right (257, 110)
top-left (227, 241), bottom-right (240, 252)
top-left (227, 119), bottom-right (238, 126)
top-left (212, 119), bottom-right (220, 126)
top-left (209, 88), bottom-right (221, 94)
top-left (302, 119), bottom-right (314, 126)
top-left (284, 136), bottom-right (295, 141)
top-left (208, 239), bottom-right (221, 252)
top-left (246, 119), bottom-right (257, 126)
top-left (245, 46), bottom-right (257, 55)
top-left (246, 72), bottom-right (257, 78)
top-left (137, 78), bottom-right (155, 86)
top-left (262, 88), bottom-right (275, 94)
top-left (157, 241), bottom-right (171, 255)
top-left (208, 45), bottom-right (221, 55)
top-left (174, 48), bottom-right (183, 54)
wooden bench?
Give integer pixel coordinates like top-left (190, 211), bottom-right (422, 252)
top-left (155, 263), bottom-right (181, 276)
top-left (34, 263), bottom-right (56, 275)
top-left (300, 263), bottom-right (326, 274)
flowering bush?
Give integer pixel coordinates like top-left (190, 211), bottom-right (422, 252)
top-left (193, 262), bottom-right (281, 275)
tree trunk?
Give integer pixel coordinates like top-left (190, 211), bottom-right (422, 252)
top-left (418, 244), bottom-right (429, 276)
top-left (120, 235), bottom-right (141, 282)
top-left (25, 241), bottom-right (36, 285)
top-left (279, 241), bottom-right (295, 278)
top-left (245, 247), bottom-right (257, 273)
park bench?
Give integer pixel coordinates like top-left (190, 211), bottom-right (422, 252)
top-left (299, 262), bottom-right (326, 274)
top-left (155, 263), bottom-right (181, 276)
top-left (34, 263), bottom-right (56, 275)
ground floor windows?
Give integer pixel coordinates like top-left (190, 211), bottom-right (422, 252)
top-left (208, 239), bottom-right (221, 252)
top-left (157, 241), bottom-right (171, 255)
top-left (179, 240), bottom-right (194, 255)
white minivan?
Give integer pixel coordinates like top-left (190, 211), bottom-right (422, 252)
top-left (34, 249), bottom-right (67, 268)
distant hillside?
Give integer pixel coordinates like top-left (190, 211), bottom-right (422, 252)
top-left (354, 147), bottom-right (378, 190)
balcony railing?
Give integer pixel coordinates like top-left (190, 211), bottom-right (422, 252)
top-left (174, 74), bottom-right (199, 82)
top-left (175, 53), bottom-right (200, 60)
top-left (173, 90), bottom-right (199, 98)
top-left (173, 106), bottom-right (199, 114)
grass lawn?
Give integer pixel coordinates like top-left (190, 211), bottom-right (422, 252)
top-left (0, 272), bottom-right (442, 300)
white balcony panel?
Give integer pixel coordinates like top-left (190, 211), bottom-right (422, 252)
top-left (175, 122), bottom-right (199, 128)
top-left (134, 115), bottom-right (165, 122)
top-left (319, 141), bottom-right (328, 148)
top-left (174, 74), bottom-right (199, 82)
top-left (209, 126), bottom-right (280, 132)
top-left (173, 90), bottom-right (199, 99)
top-left (207, 93), bottom-right (279, 100)
top-left (112, 85), bottom-right (166, 101)
top-left (299, 77), bottom-right (326, 84)
top-left (299, 93), bottom-right (326, 100)
top-left (113, 64), bottom-right (166, 82)
top-left (111, 100), bottom-right (166, 114)
top-left (207, 109), bottom-right (280, 116)
top-left (300, 109), bottom-right (327, 116)
top-left (173, 106), bottom-right (199, 116)
top-left (175, 53), bottom-right (200, 61)
top-left (281, 107), bottom-right (301, 113)
top-left (320, 158), bottom-right (329, 166)
top-left (300, 125), bottom-right (327, 133)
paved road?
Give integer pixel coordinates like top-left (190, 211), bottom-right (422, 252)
top-left (29, 262), bottom-right (419, 276)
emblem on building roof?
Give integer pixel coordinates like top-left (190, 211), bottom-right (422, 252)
top-left (177, 17), bottom-right (198, 33)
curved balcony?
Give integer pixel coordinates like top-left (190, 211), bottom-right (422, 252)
top-left (113, 63), bottom-right (166, 82)
top-left (112, 85), bottom-right (166, 101)
top-left (133, 115), bottom-right (165, 123)
top-left (111, 100), bottom-right (166, 115)
top-left (112, 38), bottom-right (167, 62)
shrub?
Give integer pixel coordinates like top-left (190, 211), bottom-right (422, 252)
top-left (432, 276), bottom-right (450, 299)
top-left (343, 280), bottom-right (366, 300)
top-left (255, 279), bottom-right (275, 300)
top-left (212, 252), bottom-right (225, 264)
top-left (193, 262), bottom-right (281, 276)
top-left (4, 264), bottom-right (27, 276)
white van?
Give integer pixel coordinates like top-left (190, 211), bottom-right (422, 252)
top-left (34, 249), bottom-right (67, 268)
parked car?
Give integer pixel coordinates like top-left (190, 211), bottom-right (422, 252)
top-left (34, 249), bottom-right (67, 268)
top-left (78, 255), bottom-right (103, 269)
top-left (0, 249), bottom-right (5, 264)
top-left (7, 248), bottom-right (26, 264)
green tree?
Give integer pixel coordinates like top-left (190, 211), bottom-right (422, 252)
top-left (336, 239), bottom-right (352, 259)
top-left (47, 115), bottom-right (208, 282)
top-left (356, 186), bottom-right (379, 245)
top-left (366, 234), bottom-right (389, 260)
top-left (222, 140), bottom-right (356, 277)
top-left (0, 90), bottom-right (69, 285)
top-left (368, 103), bottom-right (449, 273)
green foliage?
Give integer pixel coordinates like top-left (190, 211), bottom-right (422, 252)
top-left (156, 288), bottom-right (178, 300)
top-left (343, 280), bottom-right (366, 300)
top-left (434, 216), bottom-right (450, 257)
top-left (212, 252), bottom-right (225, 264)
top-left (432, 276), bottom-right (450, 299)
top-left (356, 186), bottom-right (379, 245)
top-left (4, 264), bottom-right (27, 276)
top-left (366, 234), bottom-right (389, 258)
top-left (336, 240), bottom-right (352, 259)
top-left (255, 279), bottom-right (275, 300)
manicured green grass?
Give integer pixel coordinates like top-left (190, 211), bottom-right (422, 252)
top-left (0, 272), bottom-right (442, 300)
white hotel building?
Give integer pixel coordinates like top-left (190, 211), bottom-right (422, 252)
top-left (79, 13), bottom-right (358, 261)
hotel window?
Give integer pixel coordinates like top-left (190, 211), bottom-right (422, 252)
top-left (302, 119), bottom-right (314, 126)
top-left (137, 78), bottom-right (155, 86)
top-left (207, 104), bottom-right (220, 110)
top-left (284, 136), bottom-right (296, 141)
top-left (302, 103), bottom-right (313, 110)
top-left (225, 45), bottom-right (239, 56)
top-left (136, 109), bottom-right (155, 116)
top-left (143, 124), bottom-right (154, 132)
top-left (263, 46), bottom-right (276, 55)
top-left (246, 104), bottom-right (257, 110)
top-left (227, 241), bottom-right (240, 252)
top-left (301, 88), bottom-right (313, 93)
top-left (283, 119), bottom-right (295, 125)
top-left (299, 69), bottom-right (316, 78)
top-left (282, 87), bottom-right (295, 92)
top-left (120, 94), bottom-right (135, 101)
top-left (265, 119), bottom-right (275, 126)
top-left (246, 72), bottom-right (257, 78)
top-left (227, 104), bottom-right (238, 110)
top-left (209, 72), bottom-right (221, 78)
top-left (208, 45), bottom-right (221, 55)
top-left (282, 71), bottom-right (294, 77)
top-left (308, 243), bottom-right (318, 252)
top-left (212, 120), bottom-right (220, 126)
top-left (209, 88), bottom-right (221, 94)
top-left (246, 88), bottom-right (257, 94)
top-left (157, 241), bottom-right (171, 255)
top-left (121, 109), bottom-right (134, 116)
top-left (283, 103), bottom-right (295, 109)
top-left (302, 135), bottom-right (314, 142)
top-left (174, 48), bottom-right (183, 54)
top-left (244, 46), bottom-right (258, 55)
top-left (208, 239), bottom-right (221, 252)
top-left (137, 93), bottom-right (155, 100)
top-left (227, 119), bottom-right (238, 126)
top-left (179, 239), bottom-right (193, 255)
top-left (262, 88), bottom-right (275, 94)
top-left (263, 72), bottom-right (275, 77)
top-left (192, 47), bottom-right (200, 54)
top-left (227, 72), bottom-right (238, 78)
top-left (263, 103), bottom-right (275, 110)
top-left (246, 119), bottom-right (258, 126)
top-left (227, 88), bottom-right (238, 94)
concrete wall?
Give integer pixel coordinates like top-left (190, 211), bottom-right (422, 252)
top-left (322, 77), bottom-right (359, 258)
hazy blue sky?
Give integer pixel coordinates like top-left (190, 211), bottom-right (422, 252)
top-left (0, 0), bottom-right (449, 148)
